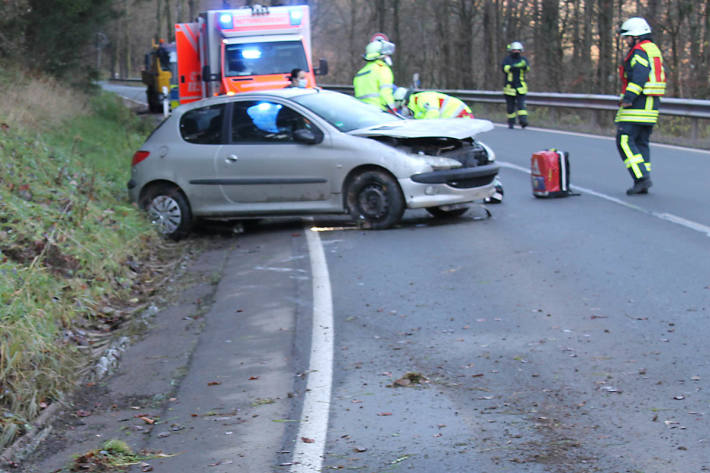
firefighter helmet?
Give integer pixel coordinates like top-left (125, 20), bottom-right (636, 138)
top-left (619, 17), bottom-right (651, 37)
top-left (393, 87), bottom-right (408, 105)
top-left (365, 39), bottom-right (395, 61)
top-left (507, 41), bottom-right (523, 52)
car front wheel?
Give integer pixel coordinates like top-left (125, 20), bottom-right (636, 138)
top-left (346, 170), bottom-right (404, 229)
top-left (142, 185), bottom-right (193, 240)
top-left (426, 206), bottom-right (469, 219)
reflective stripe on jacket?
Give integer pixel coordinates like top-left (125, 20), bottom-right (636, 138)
top-left (501, 54), bottom-right (530, 96)
top-left (408, 92), bottom-right (473, 119)
top-left (616, 40), bottom-right (666, 124)
top-left (353, 60), bottom-right (395, 110)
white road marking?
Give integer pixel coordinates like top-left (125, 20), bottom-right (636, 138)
top-left (291, 227), bottom-right (334, 472)
top-left (499, 161), bottom-right (710, 237)
top-left (493, 123), bottom-right (710, 154)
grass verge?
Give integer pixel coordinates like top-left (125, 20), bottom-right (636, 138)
top-left (0, 68), bottom-right (179, 450)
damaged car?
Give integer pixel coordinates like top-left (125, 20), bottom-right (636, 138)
top-left (127, 88), bottom-right (500, 240)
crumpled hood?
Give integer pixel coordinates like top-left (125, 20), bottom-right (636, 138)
top-left (349, 118), bottom-right (494, 139)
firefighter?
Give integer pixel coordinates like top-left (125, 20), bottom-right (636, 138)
top-left (353, 39), bottom-right (396, 113)
top-left (501, 41), bottom-right (530, 129)
top-left (393, 88), bottom-right (474, 119)
top-left (616, 17), bottom-right (666, 195)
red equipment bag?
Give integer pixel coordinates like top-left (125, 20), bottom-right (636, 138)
top-left (530, 149), bottom-right (577, 198)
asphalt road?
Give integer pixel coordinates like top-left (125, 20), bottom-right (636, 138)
top-left (318, 127), bottom-right (710, 473)
top-left (16, 89), bottom-right (710, 473)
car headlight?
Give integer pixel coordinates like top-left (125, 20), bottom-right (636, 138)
top-left (418, 155), bottom-right (463, 170)
top-left (480, 141), bottom-right (496, 162)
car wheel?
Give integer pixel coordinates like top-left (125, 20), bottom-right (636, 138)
top-left (426, 206), bottom-right (469, 218)
top-left (142, 185), bottom-right (193, 240)
top-left (346, 170), bottom-right (404, 229)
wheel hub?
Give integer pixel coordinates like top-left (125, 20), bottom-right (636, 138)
top-left (358, 184), bottom-right (388, 219)
top-left (147, 195), bottom-right (182, 234)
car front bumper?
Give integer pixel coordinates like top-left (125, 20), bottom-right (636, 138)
top-left (401, 164), bottom-right (499, 208)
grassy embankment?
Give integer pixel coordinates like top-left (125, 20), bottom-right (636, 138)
top-left (0, 67), bottom-right (174, 449)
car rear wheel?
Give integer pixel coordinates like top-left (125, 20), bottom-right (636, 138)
top-left (426, 206), bottom-right (469, 219)
top-left (142, 185), bottom-right (193, 240)
top-left (346, 171), bottom-right (404, 229)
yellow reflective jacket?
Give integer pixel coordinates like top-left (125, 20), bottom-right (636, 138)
top-left (353, 60), bottom-right (395, 111)
top-left (407, 92), bottom-right (473, 119)
top-left (502, 54), bottom-right (530, 96)
top-left (616, 40), bottom-right (666, 124)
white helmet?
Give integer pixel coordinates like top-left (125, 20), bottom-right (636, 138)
top-left (507, 41), bottom-right (523, 52)
top-left (393, 87), bottom-right (408, 104)
top-left (619, 17), bottom-right (651, 36)
top-left (364, 39), bottom-right (395, 61)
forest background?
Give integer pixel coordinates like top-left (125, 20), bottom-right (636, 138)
top-left (1, 0), bottom-right (709, 99)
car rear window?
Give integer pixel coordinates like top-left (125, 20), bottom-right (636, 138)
top-left (180, 104), bottom-right (226, 144)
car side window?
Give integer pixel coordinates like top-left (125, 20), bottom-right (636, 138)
top-left (231, 101), bottom-right (317, 143)
top-left (180, 104), bottom-right (225, 144)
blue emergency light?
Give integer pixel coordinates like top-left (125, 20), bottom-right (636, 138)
top-left (219, 13), bottom-right (233, 29)
top-left (242, 48), bottom-right (262, 59)
top-left (289, 9), bottom-right (303, 25)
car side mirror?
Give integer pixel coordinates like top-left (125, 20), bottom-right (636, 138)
top-left (294, 128), bottom-right (323, 145)
top-left (314, 58), bottom-right (328, 76)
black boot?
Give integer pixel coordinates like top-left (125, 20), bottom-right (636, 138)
top-left (626, 178), bottom-right (652, 195)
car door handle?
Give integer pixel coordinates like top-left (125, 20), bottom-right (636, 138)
top-left (225, 155), bottom-right (239, 163)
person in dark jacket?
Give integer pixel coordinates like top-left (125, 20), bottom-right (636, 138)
top-left (615, 17), bottom-right (666, 195)
top-left (501, 41), bottom-right (530, 129)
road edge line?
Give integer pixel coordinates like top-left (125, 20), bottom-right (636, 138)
top-left (290, 227), bottom-right (334, 472)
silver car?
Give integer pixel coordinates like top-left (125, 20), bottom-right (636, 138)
top-left (128, 88), bottom-right (499, 239)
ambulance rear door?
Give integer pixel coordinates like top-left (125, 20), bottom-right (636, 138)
top-left (175, 22), bottom-right (203, 104)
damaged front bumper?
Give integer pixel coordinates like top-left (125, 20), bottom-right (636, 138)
top-left (400, 163), bottom-right (500, 209)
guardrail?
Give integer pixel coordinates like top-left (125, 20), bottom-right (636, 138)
top-left (322, 84), bottom-right (710, 139)
top-left (110, 78), bottom-right (710, 139)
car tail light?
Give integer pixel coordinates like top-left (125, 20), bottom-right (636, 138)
top-left (132, 150), bottom-right (150, 166)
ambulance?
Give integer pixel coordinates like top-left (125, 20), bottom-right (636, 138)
top-left (175, 3), bottom-right (327, 105)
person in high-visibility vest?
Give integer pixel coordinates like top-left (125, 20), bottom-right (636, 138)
top-left (393, 88), bottom-right (474, 119)
top-left (501, 41), bottom-right (530, 129)
top-left (616, 17), bottom-right (666, 195)
top-left (353, 39), bottom-right (396, 113)
top-left (393, 87), bottom-right (504, 204)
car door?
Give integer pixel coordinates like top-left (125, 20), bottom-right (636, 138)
top-left (173, 103), bottom-right (228, 213)
top-left (215, 99), bottom-right (340, 212)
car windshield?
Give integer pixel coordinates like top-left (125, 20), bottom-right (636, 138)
top-left (224, 40), bottom-right (308, 77)
top-left (292, 92), bottom-right (402, 132)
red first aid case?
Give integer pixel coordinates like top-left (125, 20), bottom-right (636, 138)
top-left (531, 149), bottom-right (573, 197)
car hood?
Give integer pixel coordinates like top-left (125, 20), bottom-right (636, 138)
top-left (348, 118), bottom-right (494, 139)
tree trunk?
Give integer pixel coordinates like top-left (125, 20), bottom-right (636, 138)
top-left (540, 0), bottom-right (561, 91)
top-left (188, 0), bottom-right (198, 21)
top-left (164, 0), bottom-right (173, 42)
top-left (597, 0), bottom-right (614, 94)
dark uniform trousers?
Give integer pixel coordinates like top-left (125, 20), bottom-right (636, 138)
top-left (505, 94), bottom-right (527, 127)
top-left (616, 121), bottom-right (652, 182)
